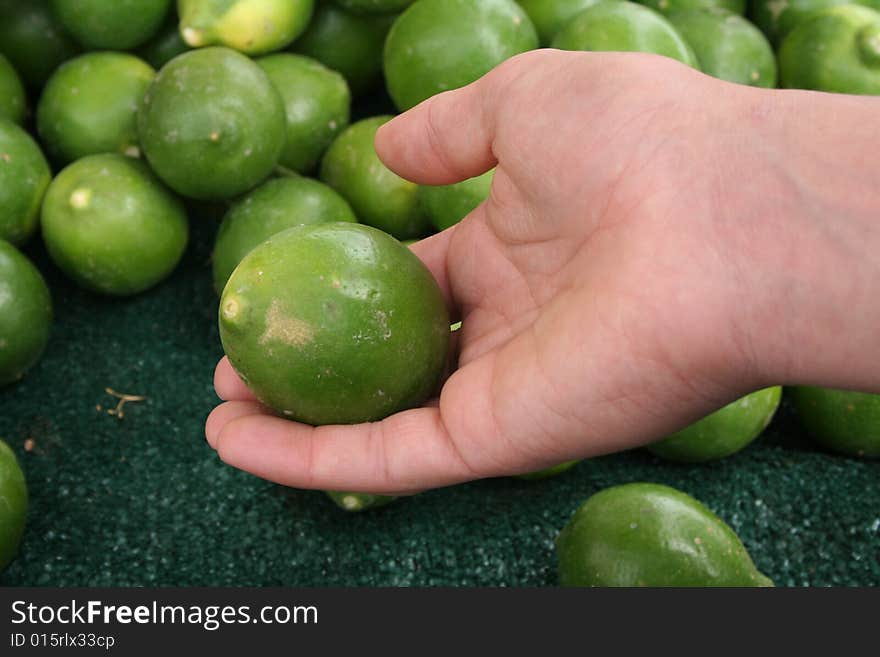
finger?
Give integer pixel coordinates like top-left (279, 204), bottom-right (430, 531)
top-left (205, 400), bottom-right (269, 448)
top-left (213, 406), bottom-right (478, 495)
top-left (213, 356), bottom-right (257, 402)
top-left (375, 79), bottom-right (499, 185)
top-left (408, 226), bottom-right (457, 315)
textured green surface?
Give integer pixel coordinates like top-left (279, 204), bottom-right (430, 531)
top-left (0, 214), bottom-right (878, 586)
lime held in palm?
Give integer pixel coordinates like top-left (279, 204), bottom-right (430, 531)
top-left (219, 222), bottom-right (450, 425)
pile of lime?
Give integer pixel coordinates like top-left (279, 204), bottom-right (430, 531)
top-left (1, 0), bottom-right (877, 582)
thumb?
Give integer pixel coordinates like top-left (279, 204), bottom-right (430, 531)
top-left (375, 78), bottom-right (499, 186)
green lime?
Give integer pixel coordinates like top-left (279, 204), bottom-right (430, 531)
top-left (778, 4), bottom-right (880, 93)
top-left (0, 439), bottom-right (27, 572)
top-left (515, 460), bottom-right (580, 481)
top-left (138, 47), bottom-right (286, 200)
top-left (51, 0), bottom-right (172, 50)
top-left (321, 116), bottom-right (431, 240)
top-left (335, 0), bottom-right (414, 13)
top-left (0, 241), bottom-right (52, 387)
top-left (637, 0), bottom-right (745, 16)
top-left (648, 386), bottom-right (782, 463)
top-left (0, 120), bottom-right (51, 246)
top-left (292, 1), bottom-right (397, 97)
top-left (179, 0), bottom-right (314, 55)
top-left (0, 55), bottom-right (26, 125)
top-left (325, 491), bottom-right (398, 511)
top-left (139, 15), bottom-right (193, 69)
top-left (749, 0), bottom-right (880, 46)
top-left (383, 0), bottom-right (539, 111)
top-left (212, 175), bottom-right (357, 294)
top-left (518, 0), bottom-right (610, 45)
top-left (668, 8), bottom-right (776, 86)
top-left (556, 482), bottom-right (773, 586)
top-left (41, 154), bottom-right (189, 296)
top-left (219, 222), bottom-right (450, 425)
top-left (553, 1), bottom-right (699, 67)
top-left (0, 0), bottom-right (80, 92)
top-left (256, 54), bottom-right (351, 174)
top-left (37, 52), bottom-right (155, 165)
top-left (419, 169), bottom-right (493, 232)
top-left (790, 386), bottom-right (880, 458)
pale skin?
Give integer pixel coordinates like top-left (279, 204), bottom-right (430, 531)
top-left (205, 50), bottom-right (880, 494)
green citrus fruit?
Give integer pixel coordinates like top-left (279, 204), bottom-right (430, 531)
top-left (553, 1), bottom-right (699, 67)
top-left (790, 386), bottom-right (880, 458)
top-left (515, 460), bottom-right (580, 481)
top-left (37, 52), bottom-right (155, 165)
top-left (648, 386), bottom-right (782, 463)
top-left (51, 0), bottom-right (172, 50)
top-left (383, 0), bottom-right (539, 111)
top-left (0, 55), bottom-right (26, 125)
top-left (138, 47), bottom-right (286, 200)
top-left (212, 175), bottom-right (357, 294)
top-left (321, 116), bottom-right (431, 240)
top-left (0, 241), bottom-right (52, 387)
top-left (179, 0), bottom-right (314, 55)
top-left (292, 1), bottom-right (397, 97)
top-left (325, 491), bottom-right (397, 511)
top-left (0, 439), bottom-right (27, 572)
top-left (41, 154), bottom-right (189, 296)
top-left (256, 54), bottom-right (351, 174)
top-left (139, 15), bottom-right (193, 69)
top-left (668, 8), bottom-right (776, 86)
top-left (749, 0), bottom-right (880, 46)
top-left (419, 169), bottom-right (494, 232)
top-left (778, 4), bottom-right (880, 93)
top-left (219, 222), bottom-right (450, 425)
top-left (556, 482), bottom-right (774, 586)
top-left (517, 0), bottom-right (611, 45)
top-left (0, 0), bottom-right (80, 92)
top-left (637, 0), bottom-right (745, 16)
top-left (335, 0), bottom-right (414, 13)
top-left (0, 120), bottom-right (52, 247)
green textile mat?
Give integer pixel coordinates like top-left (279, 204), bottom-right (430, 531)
top-left (1, 215), bottom-right (878, 588)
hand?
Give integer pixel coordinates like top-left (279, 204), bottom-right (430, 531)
top-left (206, 49), bottom-right (880, 494)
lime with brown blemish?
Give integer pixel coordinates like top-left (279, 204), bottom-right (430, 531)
top-left (51, 0), bottom-right (172, 50)
top-left (37, 52), bottom-right (155, 165)
top-left (219, 222), bottom-right (450, 425)
top-left (292, 1), bottom-right (398, 97)
top-left (0, 241), bottom-right (52, 387)
top-left (0, 0), bottom-right (80, 92)
top-left (0, 120), bottom-right (51, 247)
top-left (179, 0), bottom-right (314, 55)
top-left (41, 154), bottom-right (188, 296)
top-left (325, 491), bottom-right (397, 511)
top-left (515, 460), bottom-right (580, 481)
top-left (556, 482), bottom-right (774, 586)
top-left (419, 169), bottom-right (494, 232)
top-left (0, 438), bottom-right (27, 572)
top-left (212, 175), bottom-right (357, 294)
top-left (383, 0), bottom-right (539, 111)
top-left (668, 8), bottom-right (777, 86)
top-left (778, 4), bottom-right (880, 93)
top-left (256, 54), bottom-right (351, 174)
top-left (636, 0), bottom-right (745, 16)
top-left (790, 386), bottom-right (880, 458)
top-left (648, 386), bottom-right (782, 463)
top-left (321, 116), bottom-right (431, 240)
top-left (517, 0), bottom-right (611, 45)
top-left (553, 1), bottom-right (699, 67)
top-left (0, 55), bottom-right (26, 125)
top-left (138, 47), bottom-right (286, 200)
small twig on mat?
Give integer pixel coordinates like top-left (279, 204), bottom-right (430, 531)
top-left (104, 388), bottom-right (146, 420)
